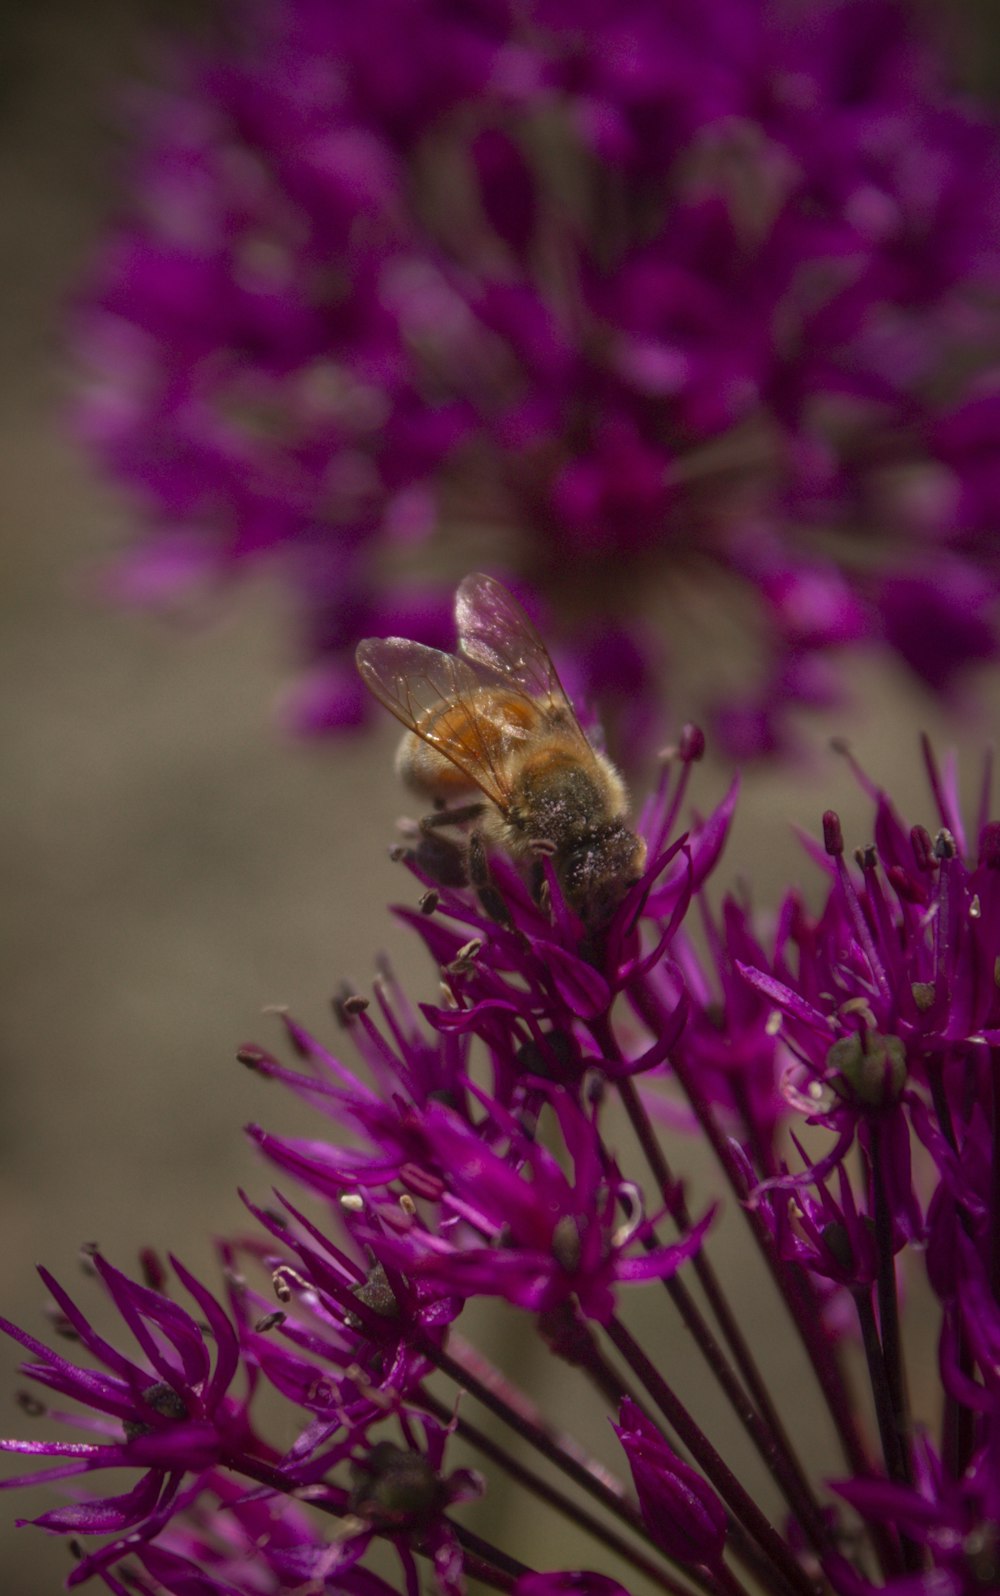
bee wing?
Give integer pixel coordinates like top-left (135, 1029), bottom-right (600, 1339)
top-left (455, 572), bottom-right (591, 747)
top-left (355, 636), bottom-right (520, 811)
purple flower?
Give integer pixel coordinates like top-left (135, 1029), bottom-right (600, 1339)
top-left (0, 1251), bottom-right (258, 1586)
top-left (353, 1087), bottom-right (714, 1324)
top-left (736, 743), bottom-right (1000, 1193)
top-left (76, 0), bottom-right (1000, 755)
top-left (4, 733), bottom-right (1000, 1594)
top-left (104, 1482), bottom-right (404, 1596)
top-left (829, 1425), bottom-right (1000, 1595)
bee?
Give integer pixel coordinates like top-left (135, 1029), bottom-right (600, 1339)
top-left (355, 573), bottom-right (647, 926)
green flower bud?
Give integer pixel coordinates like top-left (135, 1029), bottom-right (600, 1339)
top-left (349, 1442), bottom-right (444, 1529)
top-left (828, 1032), bottom-right (907, 1107)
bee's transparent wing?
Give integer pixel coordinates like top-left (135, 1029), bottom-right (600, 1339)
top-left (455, 572), bottom-right (590, 745)
top-left (355, 636), bottom-right (520, 811)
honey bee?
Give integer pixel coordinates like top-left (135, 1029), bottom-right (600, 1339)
top-left (355, 573), bottom-right (647, 925)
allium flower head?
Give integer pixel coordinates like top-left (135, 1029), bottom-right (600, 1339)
top-left (78, 0), bottom-right (1000, 753)
top-left (5, 733), bottom-right (1000, 1595)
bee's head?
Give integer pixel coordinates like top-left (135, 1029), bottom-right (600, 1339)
top-left (559, 824), bottom-right (647, 927)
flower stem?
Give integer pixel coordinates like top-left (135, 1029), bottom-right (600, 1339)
top-left (231, 1449), bottom-right (529, 1595)
top-left (927, 1058), bottom-right (956, 1151)
top-left (866, 1128), bottom-right (923, 1576)
top-left (536, 1295), bottom-right (794, 1595)
top-left (451, 1521), bottom-right (532, 1590)
top-left (616, 1074), bottom-right (831, 1553)
top-left (417, 1386), bottom-right (694, 1596)
top-left (942, 1324), bottom-right (976, 1483)
top-left (928, 1055), bottom-right (976, 1479)
top-left (420, 1333), bottom-right (659, 1550)
top-left (991, 1047), bottom-right (1000, 1305)
top-left (713, 1563), bottom-right (757, 1596)
top-left (852, 1291), bottom-right (906, 1574)
top-left (868, 1129), bottom-right (913, 1491)
top-left (631, 980), bottom-right (870, 1482)
top-left (851, 1290), bottom-right (926, 1577)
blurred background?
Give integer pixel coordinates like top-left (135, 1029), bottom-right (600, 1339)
top-left (3, 2), bottom-right (1000, 1591)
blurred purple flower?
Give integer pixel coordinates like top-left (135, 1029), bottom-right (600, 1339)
top-left (76, 0), bottom-right (1000, 755)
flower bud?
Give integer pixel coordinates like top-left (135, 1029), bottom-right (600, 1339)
top-left (349, 1442), bottom-right (444, 1529)
top-left (828, 1031), bottom-right (907, 1107)
top-left (614, 1398), bottom-right (726, 1568)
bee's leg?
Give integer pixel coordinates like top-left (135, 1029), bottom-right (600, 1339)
top-left (468, 831), bottom-right (513, 928)
top-left (525, 836), bottom-right (556, 910)
top-left (408, 828), bottom-right (469, 888)
top-left (419, 801), bottom-right (487, 834)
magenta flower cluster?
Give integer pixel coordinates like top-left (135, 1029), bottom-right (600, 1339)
top-left (4, 734), bottom-right (999, 1594)
top-left (78, 0), bottom-right (1000, 754)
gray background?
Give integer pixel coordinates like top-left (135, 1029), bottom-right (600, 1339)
top-left (2, 3), bottom-right (999, 1590)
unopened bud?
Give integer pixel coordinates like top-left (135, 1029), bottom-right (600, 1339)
top-left (828, 1031), bottom-right (907, 1107)
top-left (349, 1442), bottom-right (444, 1529)
top-left (615, 1398), bottom-right (726, 1568)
